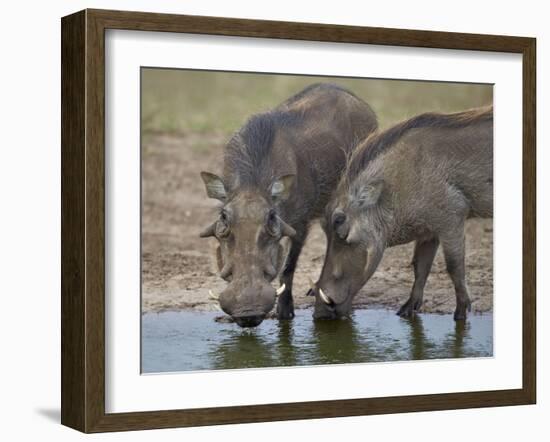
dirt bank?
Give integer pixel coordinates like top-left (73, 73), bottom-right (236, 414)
top-left (142, 134), bottom-right (493, 315)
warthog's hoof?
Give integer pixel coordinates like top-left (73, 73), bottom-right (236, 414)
top-left (453, 310), bottom-right (467, 321)
top-left (453, 299), bottom-right (472, 321)
top-left (276, 290), bottom-right (295, 320)
top-left (277, 307), bottom-right (295, 320)
top-left (276, 301), bottom-right (295, 320)
top-left (397, 298), bottom-right (422, 318)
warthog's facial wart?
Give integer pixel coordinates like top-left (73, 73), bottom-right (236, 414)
top-left (200, 172), bottom-right (295, 327)
top-left (314, 189), bottom-right (385, 319)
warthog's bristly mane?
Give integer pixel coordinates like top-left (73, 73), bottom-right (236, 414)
top-left (224, 111), bottom-right (303, 190)
top-left (345, 105), bottom-right (494, 183)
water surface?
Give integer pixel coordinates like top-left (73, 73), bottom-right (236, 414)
top-left (142, 309), bottom-right (492, 373)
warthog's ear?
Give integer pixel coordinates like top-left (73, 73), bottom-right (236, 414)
top-left (356, 181), bottom-right (384, 208)
top-left (201, 171), bottom-right (227, 201)
top-left (270, 174), bottom-right (295, 202)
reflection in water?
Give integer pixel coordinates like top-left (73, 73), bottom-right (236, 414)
top-left (404, 315), bottom-right (427, 360)
top-left (311, 318), bottom-right (362, 364)
top-left (141, 309), bottom-right (493, 373)
top-left (211, 330), bottom-right (275, 370)
top-left (276, 320), bottom-right (297, 367)
top-left (447, 320), bottom-right (469, 359)
top-left (401, 314), bottom-right (475, 360)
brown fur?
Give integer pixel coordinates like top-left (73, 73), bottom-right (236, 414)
top-left (315, 105), bottom-right (493, 322)
top-left (201, 83), bottom-right (378, 326)
top-left (346, 106), bottom-right (493, 182)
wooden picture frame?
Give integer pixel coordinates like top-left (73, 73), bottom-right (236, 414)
top-left (61, 8), bottom-right (536, 433)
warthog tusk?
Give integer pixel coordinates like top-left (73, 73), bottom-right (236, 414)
top-left (279, 218), bottom-right (296, 238)
top-left (220, 263), bottom-right (232, 279)
top-left (276, 284), bottom-right (286, 296)
top-left (199, 222), bottom-right (217, 238)
top-left (319, 288), bottom-right (332, 305)
top-left (209, 290), bottom-right (220, 301)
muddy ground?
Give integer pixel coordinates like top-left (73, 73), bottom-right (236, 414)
top-left (142, 134), bottom-right (493, 315)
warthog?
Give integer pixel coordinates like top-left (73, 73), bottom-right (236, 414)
top-left (199, 83), bottom-right (378, 327)
top-left (312, 106), bottom-right (493, 321)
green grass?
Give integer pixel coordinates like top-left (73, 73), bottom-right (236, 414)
top-left (141, 68), bottom-right (492, 139)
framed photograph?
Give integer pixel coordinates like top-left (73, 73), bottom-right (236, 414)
top-left (61, 9), bottom-right (536, 433)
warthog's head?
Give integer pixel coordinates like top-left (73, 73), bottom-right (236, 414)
top-left (313, 179), bottom-right (386, 320)
top-left (200, 171), bottom-right (296, 327)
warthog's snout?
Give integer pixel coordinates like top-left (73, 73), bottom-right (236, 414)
top-left (218, 284), bottom-right (277, 328)
top-left (310, 279), bottom-right (354, 321)
top-left (234, 314), bottom-right (266, 328)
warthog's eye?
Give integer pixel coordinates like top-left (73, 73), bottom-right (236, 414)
top-left (332, 211), bottom-right (346, 229)
top-left (265, 209), bottom-right (280, 237)
top-left (332, 210), bottom-right (349, 240)
top-left (216, 210), bottom-right (230, 238)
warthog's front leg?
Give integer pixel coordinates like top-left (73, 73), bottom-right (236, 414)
top-left (276, 226), bottom-right (308, 320)
top-left (441, 227), bottom-right (472, 321)
top-left (397, 237), bottom-right (439, 318)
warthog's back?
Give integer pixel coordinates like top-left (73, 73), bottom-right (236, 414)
top-left (346, 106), bottom-right (493, 242)
top-left (223, 83), bottom-right (378, 223)
top-left (392, 108), bottom-right (493, 218)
